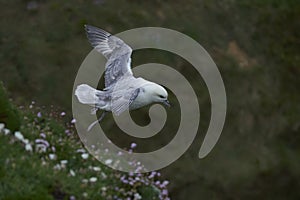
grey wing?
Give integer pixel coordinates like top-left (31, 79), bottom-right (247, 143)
top-left (111, 76), bottom-right (148, 115)
top-left (104, 53), bottom-right (133, 87)
top-left (111, 75), bottom-right (143, 115)
top-left (85, 25), bottom-right (133, 87)
top-left (85, 25), bottom-right (132, 59)
top-left (110, 77), bottom-right (148, 115)
top-left (111, 87), bottom-right (140, 116)
top-left (129, 88), bottom-right (140, 105)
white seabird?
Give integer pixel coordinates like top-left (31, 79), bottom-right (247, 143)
top-left (75, 25), bottom-right (170, 131)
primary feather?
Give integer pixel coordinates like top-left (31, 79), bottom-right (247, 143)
top-left (85, 25), bottom-right (133, 88)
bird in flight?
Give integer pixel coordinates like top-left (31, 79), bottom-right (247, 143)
top-left (75, 25), bottom-right (170, 131)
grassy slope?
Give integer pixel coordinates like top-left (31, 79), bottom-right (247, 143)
top-left (0, 83), bottom-right (168, 200)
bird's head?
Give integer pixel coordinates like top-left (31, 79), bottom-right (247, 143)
top-left (144, 83), bottom-right (171, 107)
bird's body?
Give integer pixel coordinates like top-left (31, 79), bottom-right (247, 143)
top-left (75, 25), bottom-right (170, 130)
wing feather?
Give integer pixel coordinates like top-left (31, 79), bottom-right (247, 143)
top-left (85, 25), bottom-right (133, 87)
top-left (110, 77), bottom-right (148, 115)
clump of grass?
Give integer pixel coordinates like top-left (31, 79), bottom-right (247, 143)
top-left (0, 82), bottom-right (20, 131)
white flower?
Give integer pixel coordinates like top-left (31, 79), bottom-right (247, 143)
top-left (70, 169), bottom-right (76, 176)
top-left (35, 144), bottom-right (47, 153)
top-left (22, 138), bottom-right (29, 144)
top-left (82, 192), bottom-right (88, 197)
top-left (93, 166), bottom-right (101, 171)
top-left (53, 164), bottom-right (61, 170)
top-left (133, 193), bottom-right (142, 200)
top-left (76, 148), bottom-right (86, 153)
top-left (105, 159), bottom-right (113, 165)
top-left (89, 177), bottom-right (97, 183)
top-left (60, 160), bottom-right (68, 165)
top-left (81, 153), bottom-right (89, 159)
top-left (101, 172), bottom-right (107, 179)
top-left (71, 118), bottom-right (76, 124)
top-left (82, 179), bottom-right (88, 183)
top-left (3, 128), bottom-right (10, 135)
top-left (14, 131), bottom-right (24, 141)
top-left (49, 154), bottom-right (57, 160)
top-left (25, 143), bottom-right (33, 152)
top-left (0, 123), bottom-right (4, 131)
top-left (60, 112), bottom-right (66, 116)
top-left (41, 160), bottom-right (47, 166)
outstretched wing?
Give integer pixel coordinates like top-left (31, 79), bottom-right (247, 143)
top-left (85, 25), bottom-right (133, 87)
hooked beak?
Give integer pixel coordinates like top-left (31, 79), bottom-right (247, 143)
top-left (162, 99), bottom-right (171, 107)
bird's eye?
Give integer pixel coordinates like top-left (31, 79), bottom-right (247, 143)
top-left (158, 95), bottom-right (165, 99)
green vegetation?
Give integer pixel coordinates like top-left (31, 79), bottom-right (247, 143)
top-left (0, 0), bottom-right (299, 199)
top-left (0, 84), bottom-right (169, 199)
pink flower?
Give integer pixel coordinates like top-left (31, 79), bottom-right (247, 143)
top-left (162, 180), bottom-right (169, 186)
top-left (130, 142), bottom-right (137, 149)
top-left (35, 139), bottom-right (50, 147)
top-left (162, 189), bottom-right (168, 195)
top-left (40, 133), bottom-right (46, 138)
top-left (37, 112), bottom-right (42, 118)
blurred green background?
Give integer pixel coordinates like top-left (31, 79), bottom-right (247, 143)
top-left (0, 0), bottom-right (299, 199)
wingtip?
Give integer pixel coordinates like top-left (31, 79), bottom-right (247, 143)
top-left (84, 24), bottom-right (99, 30)
top-left (84, 24), bottom-right (97, 32)
top-left (84, 24), bottom-right (91, 30)
top-left (84, 25), bottom-right (110, 35)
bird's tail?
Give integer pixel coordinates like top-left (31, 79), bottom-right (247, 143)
top-left (75, 84), bottom-right (102, 105)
